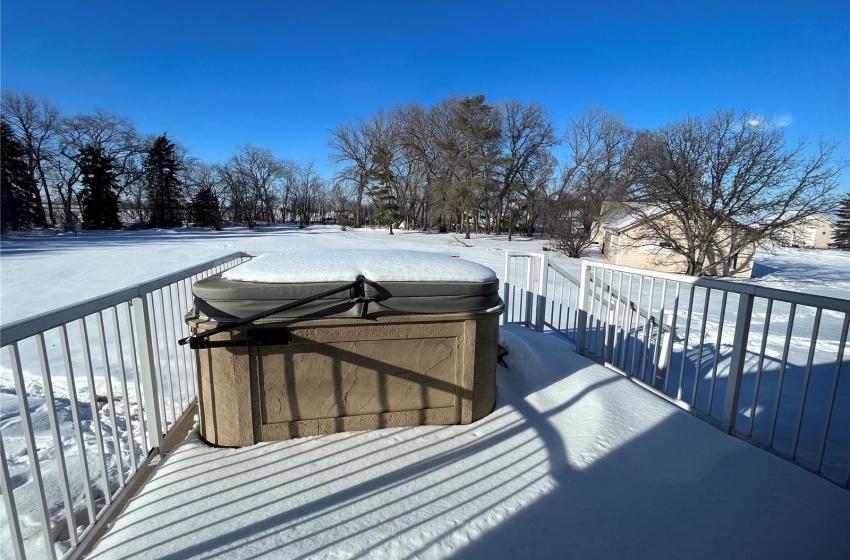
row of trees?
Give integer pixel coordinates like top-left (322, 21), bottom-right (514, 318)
top-left (1, 92), bottom-right (339, 232)
top-left (329, 95), bottom-right (559, 238)
top-left (2, 90), bottom-right (847, 270)
top-left (330, 98), bottom-right (847, 272)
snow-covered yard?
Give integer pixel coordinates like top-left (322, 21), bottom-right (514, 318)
top-left (1, 225), bottom-right (849, 559)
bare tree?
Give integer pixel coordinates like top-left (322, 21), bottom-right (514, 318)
top-left (439, 95), bottom-right (502, 239)
top-left (221, 145), bottom-right (286, 229)
top-left (290, 161), bottom-right (326, 227)
top-left (329, 119), bottom-right (375, 228)
top-left (328, 180), bottom-right (353, 227)
top-left (517, 151), bottom-right (557, 237)
top-left (1, 91), bottom-right (62, 225)
top-left (552, 108), bottom-right (633, 257)
top-left (496, 100), bottom-right (558, 233)
top-left (51, 109), bottom-right (145, 231)
top-left (630, 110), bottom-right (844, 275)
top-left (398, 102), bottom-right (446, 231)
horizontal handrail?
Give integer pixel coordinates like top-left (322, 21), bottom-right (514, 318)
top-left (585, 260), bottom-right (850, 312)
top-left (1, 252), bottom-right (248, 346)
top-left (548, 261), bottom-right (580, 286)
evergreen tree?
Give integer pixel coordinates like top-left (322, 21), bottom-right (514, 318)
top-left (831, 193), bottom-right (850, 250)
top-left (442, 95), bottom-right (501, 239)
top-left (1, 120), bottom-right (43, 231)
top-left (79, 143), bottom-right (122, 230)
top-left (368, 144), bottom-right (400, 234)
top-left (144, 134), bottom-right (183, 227)
top-left (190, 186), bottom-right (222, 230)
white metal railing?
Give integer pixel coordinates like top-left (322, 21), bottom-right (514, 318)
top-left (504, 253), bottom-right (850, 489)
top-left (0, 252), bottom-right (250, 560)
top-left (502, 251), bottom-right (581, 341)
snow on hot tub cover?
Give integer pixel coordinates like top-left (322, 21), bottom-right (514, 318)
top-left (191, 250), bottom-right (502, 321)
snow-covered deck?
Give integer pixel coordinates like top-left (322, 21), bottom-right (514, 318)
top-left (87, 326), bottom-right (850, 560)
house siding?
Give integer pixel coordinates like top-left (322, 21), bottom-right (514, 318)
top-left (774, 213), bottom-right (835, 249)
top-left (604, 215), bottom-right (755, 278)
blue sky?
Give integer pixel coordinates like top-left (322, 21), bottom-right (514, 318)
top-left (2, 0), bottom-right (848, 188)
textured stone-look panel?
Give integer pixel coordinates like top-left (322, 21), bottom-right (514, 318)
top-left (472, 313), bottom-right (500, 421)
top-left (258, 337), bottom-right (458, 423)
top-left (188, 311), bottom-right (500, 447)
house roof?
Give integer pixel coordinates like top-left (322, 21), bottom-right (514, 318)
top-left (602, 203), bottom-right (667, 234)
top-left (765, 210), bottom-right (836, 225)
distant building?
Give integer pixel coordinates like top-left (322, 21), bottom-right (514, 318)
top-left (772, 212), bottom-right (835, 249)
top-left (600, 206), bottom-right (756, 278)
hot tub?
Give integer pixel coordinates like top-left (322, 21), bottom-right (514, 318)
top-left (185, 250), bottom-right (503, 447)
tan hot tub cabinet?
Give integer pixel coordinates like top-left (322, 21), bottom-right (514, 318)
top-left (184, 256), bottom-right (503, 448)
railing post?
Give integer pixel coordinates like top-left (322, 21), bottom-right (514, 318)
top-left (535, 253), bottom-right (549, 332)
top-left (576, 260), bottom-right (591, 353)
top-left (524, 256), bottom-right (534, 328)
top-left (132, 294), bottom-right (164, 456)
top-left (721, 292), bottom-right (754, 434)
top-left (503, 252), bottom-right (513, 325)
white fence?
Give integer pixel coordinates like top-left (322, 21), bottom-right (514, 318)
top-left (503, 252), bottom-right (850, 489)
top-left (0, 252), bottom-right (250, 560)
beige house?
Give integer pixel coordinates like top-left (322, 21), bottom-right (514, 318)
top-left (773, 212), bottom-right (835, 249)
top-left (601, 210), bottom-right (756, 278)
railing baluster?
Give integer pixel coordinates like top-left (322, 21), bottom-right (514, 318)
top-left (524, 256), bottom-right (534, 328)
top-left (35, 332), bottom-right (78, 548)
top-left (178, 279), bottom-right (195, 399)
top-left (154, 290), bottom-right (176, 425)
top-left (790, 307), bottom-right (822, 460)
top-left (721, 292), bottom-right (754, 433)
top-left (96, 311), bottom-right (125, 488)
top-left (535, 253), bottom-right (548, 332)
top-left (629, 275), bottom-right (646, 377)
top-left (597, 270), bottom-right (614, 356)
top-left (676, 285), bottom-right (696, 402)
top-left (78, 317), bottom-right (113, 505)
top-left (816, 313), bottom-right (849, 477)
top-left (0, 432), bottom-right (25, 560)
top-left (166, 284), bottom-right (185, 409)
top-left (693, 288), bottom-right (712, 407)
top-left (769, 303), bottom-right (797, 449)
top-left (748, 299), bottom-right (774, 437)
top-left (662, 283), bottom-right (681, 395)
top-left (502, 252), bottom-right (511, 325)
top-left (594, 269), bottom-right (602, 355)
top-left (132, 295), bottom-right (165, 455)
top-left (111, 306), bottom-right (138, 474)
top-left (160, 289), bottom-right (178, 421)
top-left (639, 278), bottom-right (657, 382)
top-left (619, 273), bottom-right (634, 370)
top-left (611, 272), bottom-right (624, 365)
top-left (60, 324), bottom-right (97, 525)
top-left (576, 261), bottom-right (590, 353)
top-left (146, 293), bottom-right (168, 429)
top-left (650, 280), bottom-right (669, 387)
top-left (125, 303), bottom-right (149, 453)
top-left (549, 270), bottom-right (558, 327)
top-left (707, 291), bottom-right (729, 416)
top-left (8, 342), bottom-right (57, 559)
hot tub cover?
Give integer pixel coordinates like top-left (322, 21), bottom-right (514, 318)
top-left (192, 250), bottom-right (502, 321)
